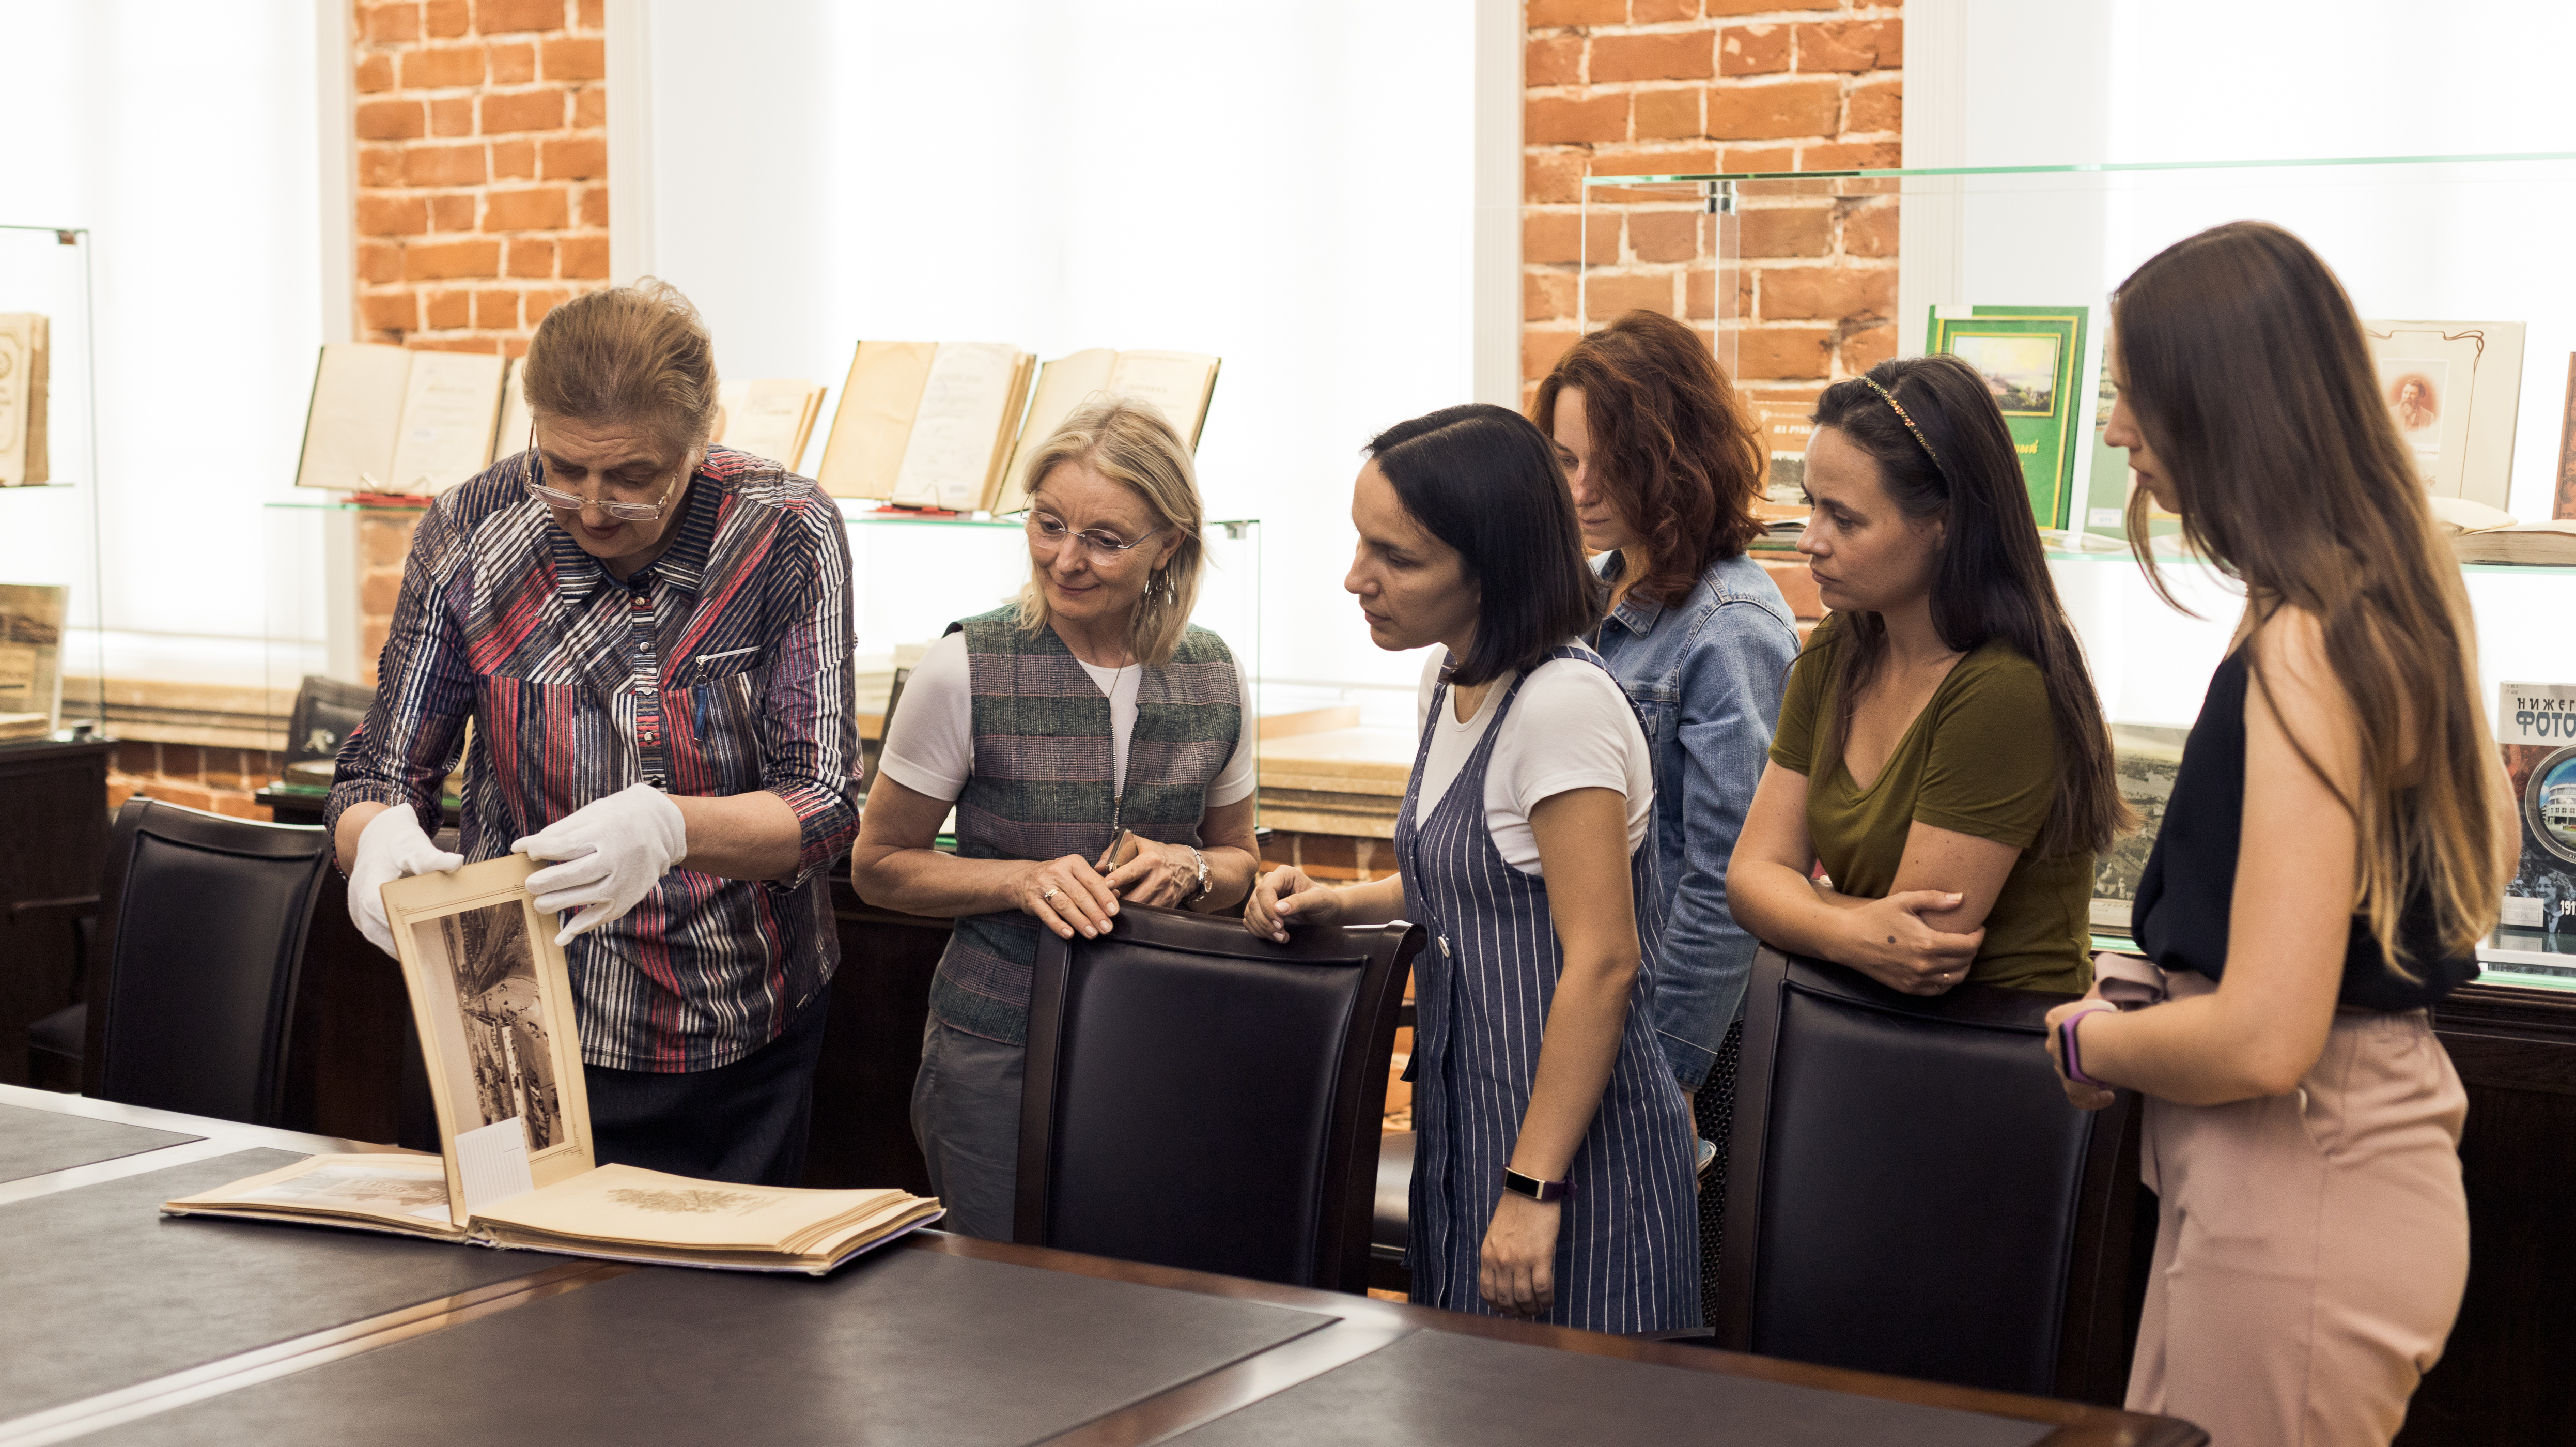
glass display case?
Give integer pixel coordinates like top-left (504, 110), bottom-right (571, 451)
top-left (1580, 153), bottom-right (2576, 987)
top-left (0, 223), bottom-right (104, 741)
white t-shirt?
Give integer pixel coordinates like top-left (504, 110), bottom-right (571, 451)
top-left (1411, 652), bottom-right (1654, 875)
top-left (877, 630), bottom-right (1258, 807)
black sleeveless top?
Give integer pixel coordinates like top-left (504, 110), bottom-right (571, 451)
top-left (2132, 648), bottom-right (2478, 1011)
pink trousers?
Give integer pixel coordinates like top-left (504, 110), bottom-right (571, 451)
top-left (2127, 976), bottom-right (2469, 1447)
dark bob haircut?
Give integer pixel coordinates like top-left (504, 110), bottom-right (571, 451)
top-left (1367, 404), bottom-right (1605, 687)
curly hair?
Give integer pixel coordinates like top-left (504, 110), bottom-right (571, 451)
top-left (1531, 310), bottom-right (1765, 606)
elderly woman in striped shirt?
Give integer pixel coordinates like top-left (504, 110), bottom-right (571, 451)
top-left (851, 399), bottom-right (1261, 1241)
top-left (328, 280), bottom-right (861, 1188)
top-left (1248, 405), bottom-right (1699, 1334)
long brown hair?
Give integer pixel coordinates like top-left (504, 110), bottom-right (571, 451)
top-left (2112, 221), bottom-right (2511, 964)
top-left (1809, 355), bottom-right (2133, 860)
top-left (1532, 309), bottom-right (1765, 606)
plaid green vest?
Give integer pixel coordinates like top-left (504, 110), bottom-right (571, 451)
top-left (928, 606), bottom-right (1244, 1045)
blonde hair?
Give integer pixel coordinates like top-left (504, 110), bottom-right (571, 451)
top-left (521, 278), bottom-right (720, 456)
top-left (2114, 221), bottom-right (2513, 968)
top-left (1012, 399), bottom-right (1206, 668)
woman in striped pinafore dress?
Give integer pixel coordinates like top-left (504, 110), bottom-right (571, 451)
top-left (1249, 405), bottom-right (1699, 1333)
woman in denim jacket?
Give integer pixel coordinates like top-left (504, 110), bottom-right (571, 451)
top-left (1533, 310), bottom-right (1800, 1316)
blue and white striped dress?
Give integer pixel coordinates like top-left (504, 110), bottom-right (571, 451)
top-left (1399, 643), bottom-right (1701, 1333)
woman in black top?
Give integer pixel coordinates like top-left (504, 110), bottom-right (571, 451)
top-left (2051, 222), bottom-right (2513, 1447)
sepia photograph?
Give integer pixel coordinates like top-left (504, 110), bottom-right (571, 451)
top-left (2379, 361), bottom-right (2445, 456)
top-left (1947, 332), bottom-right (2061, 416)
top-left (412, 898), bottom-right (567, 1152)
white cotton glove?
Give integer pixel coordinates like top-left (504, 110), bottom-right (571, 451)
top-left (349, 806), bottom-right (465, 958)
top-left (513, 782), bottom-right (689, 945)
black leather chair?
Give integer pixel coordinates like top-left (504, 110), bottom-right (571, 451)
top-left (1016, 902), bottom-right (1421, 1294)
top-left (1719, 946), bottom-right (2143, 1405)
top-left (1371, 1129), bottom-right (1415, 1292)
top-left (36, 798), bottom-right (334, 1126)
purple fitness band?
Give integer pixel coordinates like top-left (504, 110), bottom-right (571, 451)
top-left (2060, 1006), bottom-right (2114, 1088)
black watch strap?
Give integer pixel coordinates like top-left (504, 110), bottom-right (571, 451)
top-left (1501, 1167), bottom-right (1572, 1203)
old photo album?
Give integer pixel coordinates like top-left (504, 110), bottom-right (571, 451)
top-left (163, 855), bottom-right (942, 1274)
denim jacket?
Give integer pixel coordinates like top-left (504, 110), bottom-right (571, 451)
top-left (1592, 549), bottom-right (1801, 1088)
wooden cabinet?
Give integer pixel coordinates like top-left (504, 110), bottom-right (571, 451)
top-left (0, 739), bottom-right (110, 1087)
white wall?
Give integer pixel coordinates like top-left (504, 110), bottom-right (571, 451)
top-left (629, 0), bottom-right (1485, 722)
top-left (1904, 0), bottom-right (2576, 725)
top-left (0, 1), bottom-right (330, 689)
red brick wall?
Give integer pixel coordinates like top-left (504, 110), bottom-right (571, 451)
top-left (109, 744), bottom-right (284, 822)
top-left (353, 0), bottom-right (611, 357)
top-left (1522, 0), bottom-right (1901, 402)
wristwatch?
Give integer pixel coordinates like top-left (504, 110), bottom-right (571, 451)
top-left (1501, 1167), bottom-right (1573, 1203)
top-left (1186, 847), bottom-right (1211, 905)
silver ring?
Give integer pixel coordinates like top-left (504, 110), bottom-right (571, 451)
top-left (1041, 887), bottom-right (1060, 902)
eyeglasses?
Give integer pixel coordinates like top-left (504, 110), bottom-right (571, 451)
top-left (520, 426), bottom-right (687, 523)
top-left (1026, 513), bottom-right (1164, 561)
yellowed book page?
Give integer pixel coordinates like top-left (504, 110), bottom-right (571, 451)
top-left (889, 342), bottom-right (1030, 511)
top-left (1104, 350), bottom-right (1220, 447)
top-left (495, 357), bottom-right (535, 463)
top-left (972, 353), bottom-right (1036, 511)
top-left (713, 380), bottom-right (750, 442)
top-left (387, 350), bottom-right (507, 495)
top-left (476, 1163), bottom-right (915, 1250)
top-left (995, 348), bottom-right (1116, 514)
top-left (726, 380), bottom-right (825, 471)
top-left (794, 385), bottom-right (825, 469)
top-left (294, 342), bottom-right (412, 491)
top-left (383, 855), bottom-right (595, 1224)
top-left (165, 1153), bottom-right (460, 1234)
top-left (815, 340), bottom-right (937, 500)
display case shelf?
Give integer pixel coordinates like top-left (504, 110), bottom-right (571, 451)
top-left (0, 223), bottom-right (103, 743)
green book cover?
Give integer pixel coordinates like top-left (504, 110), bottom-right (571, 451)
top-left (1925, 306), bottom-right (2086, 530)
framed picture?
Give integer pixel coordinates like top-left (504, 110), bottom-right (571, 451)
top-left (382, 854), bottom-right (594, 1222)
top-left (1927, 305), bottom-right (2088, 530)
top-left (2361, 320), bottom-right (2525, 511)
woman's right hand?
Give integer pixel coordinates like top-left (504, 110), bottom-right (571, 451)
top-left (1016, 854), bottom-right (1123, 940)
top-left (1843, 890), bottom-right (1984, 995)
top-left (1244, 865), bottom-right (1342, 942)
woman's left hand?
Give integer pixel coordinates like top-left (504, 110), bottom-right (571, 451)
top-left (2042, 999), bottom-right (2119, 1112)
top-left (1100, 834), bottom-right (1202, 907)
top-left (1479, 1192), bottom-right (1562, 1319)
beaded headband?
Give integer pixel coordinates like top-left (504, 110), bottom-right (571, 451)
top-left (1860, 375), bottom-right (1943, 474)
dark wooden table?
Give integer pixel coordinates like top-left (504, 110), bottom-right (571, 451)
top-left (0, 1085), bottom-right (2199, 1446)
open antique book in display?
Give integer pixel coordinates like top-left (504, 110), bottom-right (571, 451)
top-left (991, 348), bottom-right (1221, 514)
top-left (812, 340), bottom-right (1036, 511)
top-left (0, 313), bottom-right (49, 487)
top-left (716, 379), bottom-right (827, 473)
top-left (165, 855), bottom-right (942, 1274)
top-left (293, 342), bottom-right (508, 496)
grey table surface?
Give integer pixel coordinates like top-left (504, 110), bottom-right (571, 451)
top-left (84, 1244), bottom-right (1334, 1447)
top-left (0, 1148), bottom-right (568, 1421)
top-left (1169, 1327), bottom-right (2057, 1447)
top-left (0, 1100), bottom-right (198, 1184)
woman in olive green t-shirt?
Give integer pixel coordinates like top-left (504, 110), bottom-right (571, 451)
top-left (1729, 356), bottom-right (2130, 997)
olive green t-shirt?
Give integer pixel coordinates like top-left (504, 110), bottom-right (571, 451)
top-left (1768, 616), bottom-right (2092, 994)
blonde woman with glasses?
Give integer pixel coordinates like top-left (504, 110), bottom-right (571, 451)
top-left (851, 398), bottom-right (1259, 1239)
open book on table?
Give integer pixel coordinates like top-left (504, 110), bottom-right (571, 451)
top-left (162, 855), bottom-right (941, 1274)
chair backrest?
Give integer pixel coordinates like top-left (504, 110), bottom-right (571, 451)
top-left (1719, 947), bottom-right (2140, 1404)
top-left (81, 798), bottom-right (334, 1126)
top-left (1016, 903), bottom-right (1420, 1293)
